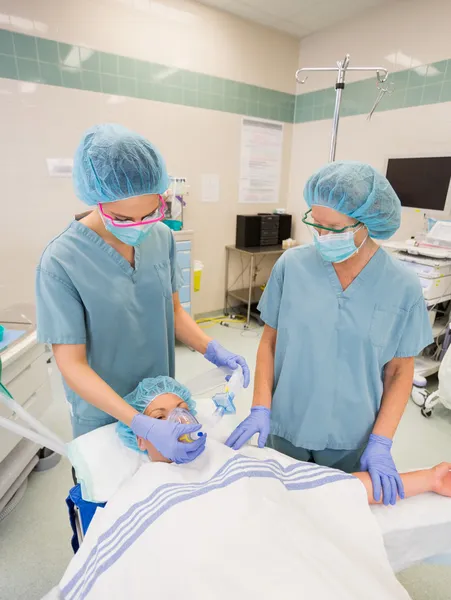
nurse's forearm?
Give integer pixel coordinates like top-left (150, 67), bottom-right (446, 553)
top-left (252, 325), bottom-right (277, 409)
top-left (53, 344), bottom-right (138, 426)
top-left (353, 468), bottom-right (434, 505)
top-left (173, 299), bottom-right (212, 354)
top-left (372, 357), bottom-right (414, 439)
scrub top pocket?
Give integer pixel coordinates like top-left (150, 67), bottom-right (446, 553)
top-left (155, 260), bottom-right (173, 299)
top-left (369, 306), bottom-right (401, 348)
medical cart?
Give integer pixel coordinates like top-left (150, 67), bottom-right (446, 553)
top-left (224, 245), bottom-right (285, 328)
top-left (384, 242), bottom-right (451, 381)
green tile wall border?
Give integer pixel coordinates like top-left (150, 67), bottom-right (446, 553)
top-left (0, 29), bottom-right (295, 123)
top-left (294, 58), bottom-right (451, 123)
top-left (2, 29), bottom-right (450, 125)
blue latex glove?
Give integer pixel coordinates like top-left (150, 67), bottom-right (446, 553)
top-left (225, 407), bottom-right (271, 450)
top-left (360, 434), bottom-right (404, 506)
top-left (204, 340), bottom-right (250, 388)
top-left (131, 414), bottom-right (207, 464)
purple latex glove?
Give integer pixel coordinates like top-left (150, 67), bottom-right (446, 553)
top-left (225, 407), bottom-right (271, 450)
top-left (131, 414), bottom-right (207, 464)
top-left (204, 340), bottom-right (250, 388)
top-left (360, 434), bottom-right (404, 506)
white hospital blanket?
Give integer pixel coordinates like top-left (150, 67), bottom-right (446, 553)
top-left (59, 441), bottom-right (410, 600)
top-left (372, 491), bottom-right (451, 572)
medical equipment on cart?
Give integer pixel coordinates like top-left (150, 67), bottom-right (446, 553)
top-left (384, 232), bottom-right (451, 384)
top-left (412, 342), bottom-right (451, 417)
top-left (426, 220), bottom-right (451, 249)
top-left (163, 176), bottom-right (188, 231)
top-left (295, 55), bottom-right (390, 162)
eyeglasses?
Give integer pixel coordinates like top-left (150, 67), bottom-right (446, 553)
top-left (98, 195), bottom-right (167, 228)
top-left (302, 209), bottom-right (361, 233)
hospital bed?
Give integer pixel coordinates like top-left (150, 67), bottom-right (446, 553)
top-left (1, 371), bottom-right (450, 599)
top-left (40, 426), bottom-right (451, 600)
top-left (38, 419), bottom-right (450, 600)
top-left (69, 423), bottom-right (451, 569)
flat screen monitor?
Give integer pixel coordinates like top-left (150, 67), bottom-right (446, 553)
top-left (386, 156), bottom-right (451, 215)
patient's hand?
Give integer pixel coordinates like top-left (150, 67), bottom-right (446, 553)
top-left (432, 463), bottom-right (451, 497)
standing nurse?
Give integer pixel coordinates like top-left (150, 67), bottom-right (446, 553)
top-left (226, 161), bottom-right (432, 504)
top-left (36, 123), bottom-right (249, 464)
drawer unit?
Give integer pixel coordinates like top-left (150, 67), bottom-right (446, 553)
top-left (0, 311), bottom-right (58, 505)
top-left (176, 241), bottom-right (192, 252)
top-left (175, 238), bottom-right (192, 315)
top-left (176, 250), bottom-right (191, 270)
top-left (5, 352), bottom-right (50, 408)
top-left (179, 285), bottom-right (190, 304)
top-left (182, 268), bottom-right (190, 286)
top-left (2, 342), bottom-right (46, 383)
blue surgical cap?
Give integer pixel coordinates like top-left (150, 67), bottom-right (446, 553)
top-left (116, 376), bottom-right (196, 453)
top-left (304, 161), bottom-right (401, 240)
top-left (73, 123), bottom-right (169, 205)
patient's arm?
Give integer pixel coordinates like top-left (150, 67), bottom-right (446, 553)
top-left (353, 463), bottom-right (451, 505)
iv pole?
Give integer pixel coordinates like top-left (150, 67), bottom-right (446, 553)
top-left (295, 54), bottom-right (389, 162)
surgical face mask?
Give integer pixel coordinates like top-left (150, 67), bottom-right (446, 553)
top-left (98, 196), bottom-right (166, 247)
top-left (313, 226), bottom-right (367, 263)
top-left (103, 219), bottom-right (155, 247)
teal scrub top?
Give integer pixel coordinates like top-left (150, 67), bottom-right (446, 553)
top-left (36, 221), bottom-right (182, 437)
top-left (258, 245), bottom-right (433, 451)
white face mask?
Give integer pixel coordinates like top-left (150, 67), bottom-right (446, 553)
top-left (313, 226), bottom-right (368, 263)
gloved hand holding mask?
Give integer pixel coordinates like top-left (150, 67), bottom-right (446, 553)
top-left (118, 376), bottom-right (207, 464)
top-left (131, 413), bottom-right (206, 464)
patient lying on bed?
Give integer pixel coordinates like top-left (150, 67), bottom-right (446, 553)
top-left (60, 376), bottom-right (451, 600)
top-left (117, 376), bottom-right (451, 506)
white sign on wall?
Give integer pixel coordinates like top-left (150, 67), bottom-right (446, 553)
top-left (46, 158), bottom-right (73, 178)
top-left (201, 174), bottom-right (220, 203)
top-left (239, 118), bottom-right (283, 204)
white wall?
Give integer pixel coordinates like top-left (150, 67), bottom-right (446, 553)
top-left (1, 0), bottom-right (297, 91)
top-left (296, 0), bottom-right (451, 91)
top-left (0, 0), bottom-right (299, 314)
top-left (289, 0), bottom-right (451, 242)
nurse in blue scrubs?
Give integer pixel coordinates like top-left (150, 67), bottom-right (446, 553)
top-left (226, 161), bottom-right (433, 504)
top-left (36, 123), bottom-right (249, 465)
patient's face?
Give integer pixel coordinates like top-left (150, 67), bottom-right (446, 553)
top-left (136, 393), bottom-right (189, 462)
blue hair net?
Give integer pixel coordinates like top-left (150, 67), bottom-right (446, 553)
top-left (73, 123), bottom-right (169, 206)
top-left (116, 376), bottom-right (196, 453)
top-left (304, 161), bottom-right (401, 240)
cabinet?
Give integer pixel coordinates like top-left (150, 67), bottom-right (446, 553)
top-left (173, 230), bottom-right (194, 316)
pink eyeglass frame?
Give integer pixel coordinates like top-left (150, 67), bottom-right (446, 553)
top-left (98, 195), bottom-right (167, 228)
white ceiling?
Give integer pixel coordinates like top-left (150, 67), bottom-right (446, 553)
top-left (197, 0), bottom-right (398, 38)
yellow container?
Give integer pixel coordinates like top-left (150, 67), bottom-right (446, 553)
top-left (193, 260), bottom-right (204, 292)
